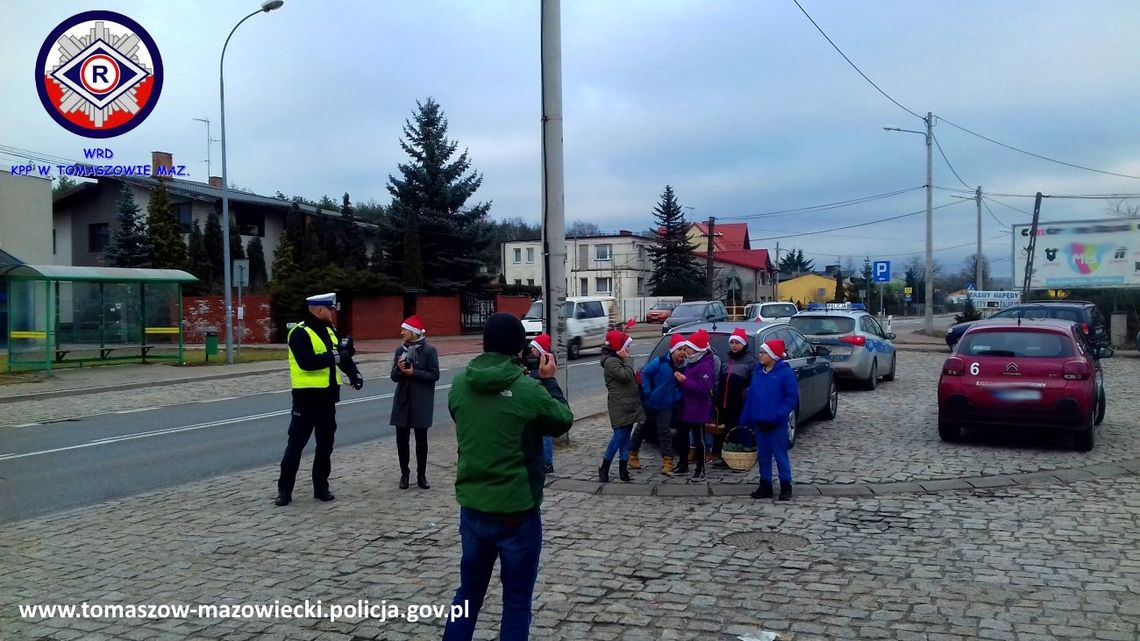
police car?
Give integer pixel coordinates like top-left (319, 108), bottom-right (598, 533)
top-left (788, 303), bottom-right (897, 390)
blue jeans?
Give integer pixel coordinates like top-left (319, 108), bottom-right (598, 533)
top-left (603, 425), bottom-right (633, 462)
top-left (754, 425), bottom-right (792, 484)
top-left (542, 436), bottom-right (553, 466)
top-left (443, 507), bottom-right (543, 641)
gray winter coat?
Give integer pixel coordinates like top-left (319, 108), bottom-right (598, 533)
top-left (389, 340), bottom-right (440, 429)
top-left (601, 349), bottom-right (646, 427)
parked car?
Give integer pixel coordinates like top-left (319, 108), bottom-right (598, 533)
top-left (788, 303), bottom-right (896, 390)
top-left (742, 301), bottom-right (798, 323)
top-left (641, 321), bottom-right (838, 448)
top-left (645, 301), bottom-right (679, 324)
top-left (520, 296), bottom-right (613, 359)
top-left (937, 319), bottom-right (1112, 451)
top-left (661, 301), bottom-right (729, 334)
top-left (945, 301), bottom-right (1109, 352)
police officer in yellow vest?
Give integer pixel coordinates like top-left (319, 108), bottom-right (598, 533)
top-left (275, 292), bottom-right (364, 507)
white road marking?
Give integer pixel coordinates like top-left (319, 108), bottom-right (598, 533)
top-left (14, 423), bottom-right (40, 428)
top-left (0, 384), bottom-right (451, 462)
top-left (114, 407), bottom-right (159, 414)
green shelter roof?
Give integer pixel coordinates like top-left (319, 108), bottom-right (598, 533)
top-left (0, 264), bottom-right (198, 283)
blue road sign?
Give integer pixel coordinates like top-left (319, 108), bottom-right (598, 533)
top-left (872, 260), bottom-right (891, 283)
top-left (966, 283), bottom-right (976, 291)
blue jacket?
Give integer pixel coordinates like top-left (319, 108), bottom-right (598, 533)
top-left (739, 359), bottom-right (799, 430)
top-left (639, 355), bottom-right (682, 411)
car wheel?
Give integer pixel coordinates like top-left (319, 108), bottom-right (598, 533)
top-left (1094, 385), bottom-right (1106, 426)
top-left (863, 359), bottom-right (878, 391)
top-left (883, 353), bottom-right (897, 382)
top-left (567, 338), bottom-right (581, 360)
top-left (818, 378), bottom-right (838, 421)
top-left (1074, 396), bottom-right (1097, 452)
top-left (938, 417), bottom-right (960, 442)
top-left (786, 409), bottom-right (799, 449)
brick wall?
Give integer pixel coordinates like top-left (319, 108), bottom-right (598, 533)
top-left (182, 295), bottom-right (274, 344)
top-left (349, 296), bottom-right (404, 340)
top-left (418, 295), bottom-right (461, 336)
top-left (496, 295), bottom-right (534, 318)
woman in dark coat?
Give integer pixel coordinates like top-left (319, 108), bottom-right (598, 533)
top-left (390, 315), bottom-right (440, 489)
top-left (598, 329), bottom-right (645, 483)
top-left (712, 327), bottom-right (757, 467)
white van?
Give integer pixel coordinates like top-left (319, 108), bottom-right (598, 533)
top-left (521, 296), bottom-right (614, 359)
top-left (742, 301), bottom-right (799, 324)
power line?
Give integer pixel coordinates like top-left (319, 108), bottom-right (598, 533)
top-left (870, 234), bottom-right (1007, 259)
top-left (937, 185), bottom-right (1140, 200)
top-left (982, 199), bottom-right (1008, 228)
top-left (717, 186), bottom-right (924, 221)
top-left (790, 0), bottom-right (923, 121)
top-left (984, 196), bottom-right (1033, 216)
top-left (932, 132), bottom-right (971, 189)
top-left (938, 116), bottom-right (1140, 180)
top-left (752, 199), bottom-right (969, 242)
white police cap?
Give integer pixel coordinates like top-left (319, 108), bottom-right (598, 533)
top-left (305, 292), bottom-right (337, 308)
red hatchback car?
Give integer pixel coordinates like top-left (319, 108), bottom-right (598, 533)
top-left (937, 319), bottom-right (1109, 451)
top-left (645, 302), bottom-right (678, 324)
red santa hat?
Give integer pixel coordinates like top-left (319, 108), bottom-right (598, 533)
top-left (729, 327), bottom-right (749, 346)
top-left (669, 333), bottom-right (689, 353)
top-left (530, 333), bottom-right (552, 355)
top-left (760, 339), bottom-right (786, 360)
top-left (401, 316), bottom-right (426, 337)
top-left (605, 330), bottom-right (633, 352)
top-left (686, 329), bottom-right (711, 352)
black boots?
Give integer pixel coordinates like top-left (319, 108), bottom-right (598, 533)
top-left (751, 480), bottom-right (773, 499)
top-left (417, 474), bottom-right (431, 490)
top-left (618, 460), bottom-right (631, 483)
top-left (314, 490), bottom-right (335, 502)
top-left (399, 472), bottom-right (410, 490)
top-left (778, 482), bottom-right (792, 501)
top-left (274, 493), bottom-right (291, 507)
top-left (599, 459), bottom-right (612, 483)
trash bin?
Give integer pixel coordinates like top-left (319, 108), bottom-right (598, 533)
top-left (205, 330), bottom-right (219, 361)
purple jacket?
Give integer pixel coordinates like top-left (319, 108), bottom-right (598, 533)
top-left (677, 352), bottom-right (716, 424)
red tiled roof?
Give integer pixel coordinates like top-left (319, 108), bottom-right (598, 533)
top-left (696, 249), bottom-right (773, 271)
top-left (691, 222), bottom-right (750, 251)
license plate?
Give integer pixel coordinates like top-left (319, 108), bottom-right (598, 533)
top-left (994, 389), bottom-right (1042, 402)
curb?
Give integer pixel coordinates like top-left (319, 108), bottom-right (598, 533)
top-left (546, 459), bottom-right (1140, 499)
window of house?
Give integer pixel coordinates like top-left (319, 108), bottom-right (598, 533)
top-left (527, 278), bottom-right (534, 286)
top-left (637, 277), bottom-right (645, 296)
top-left (513, 248), bottom-right (522, 264)
top-left (88, 223), bottom-right (110, 253)
top-left (580, 278), bottom-right (589, 295)
top-left (175, 202), bottom-right (193, 233)
top-left (52, 229), bottom-right (57, 255)
top-left (596, 277), bottom-right (612, 294)
top-left (514, 279), bottom-right (522, 285)
top-left (595, 244), bottom-right (613, 261)
top-left (235, 210), bottom-right (265, 237)
top-left (526, 247), bottom-right (535, 263)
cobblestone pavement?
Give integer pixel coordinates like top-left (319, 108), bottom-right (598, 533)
top-left (0, 356), bottom-right (473, 428)
top-left (551, 351), bottom-right (1140, 486)
top-left (1, 421), bottom-right (1138, 641)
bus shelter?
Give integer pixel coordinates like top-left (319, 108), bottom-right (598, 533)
top-left (2, 265), bottom-right (198, 372)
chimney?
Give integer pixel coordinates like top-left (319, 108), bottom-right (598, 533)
top-left (619, 229), bottom-right (632, 236)
top-left (208, 176), bottom-right (223, 188)
top-left (151, 151), bottom-right (173, 177)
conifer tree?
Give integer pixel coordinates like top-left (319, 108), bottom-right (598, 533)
top-left (105, 184), bottom-right (152, 267)
top-left (146, 179), bottom-right (186, 270)
top-left (647, 185), bottom-right (703, 297)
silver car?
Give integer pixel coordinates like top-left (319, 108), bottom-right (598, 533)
top-left (788, 303), bottom-right (897, 390)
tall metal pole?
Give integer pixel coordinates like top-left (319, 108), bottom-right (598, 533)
top-left (975, 185), bottom-right (983, 290)
top-left (541, 0), bottom-right (568, 384)
top-left (705, 216), bottom-right (716, 299)
top-left (219, 2), bottom-right (281, 364)
top-left (924, 112), bottom-right (934, 335)
top-left (774, 242), bottom-right (780, 301)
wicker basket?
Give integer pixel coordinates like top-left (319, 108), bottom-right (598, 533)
top-left (721, 449), bottom-right (756, 471)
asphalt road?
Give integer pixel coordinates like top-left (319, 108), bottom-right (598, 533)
top-left (0, 353), bottom-right (645, 524)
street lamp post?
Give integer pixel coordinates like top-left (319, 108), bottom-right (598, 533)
top-left (220, 0), bottom-right (284, 364)
top-left (884, 111), bottom-right (934, 335)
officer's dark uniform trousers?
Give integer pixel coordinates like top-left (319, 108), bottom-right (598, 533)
top-left (277, 317), bottom-right (356, 497)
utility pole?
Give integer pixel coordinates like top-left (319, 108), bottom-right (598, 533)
top-left (975, 185), bottom-right (983, 290)
top-left (774, 242), bottom-right (780, 301)
top-left (1021, 192), bottom-right (1043, 300)
top-left (540, 0), bottom-right (568, 384)
top-left (705, 216), bottom-right (716, 299)
top-left (923, 112), bottom-right (934, 335)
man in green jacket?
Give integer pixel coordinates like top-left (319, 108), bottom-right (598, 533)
top-left (442, 313), bottom-right (573, 641)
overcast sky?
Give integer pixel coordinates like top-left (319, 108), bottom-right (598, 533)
top-left (4, 1), bottom-right (1139, 278)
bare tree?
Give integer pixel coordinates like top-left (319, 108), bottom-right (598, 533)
top-left (1107, 199), bottom-right (1140, 218)
top-left (567, 219), bottom-right (603, 238)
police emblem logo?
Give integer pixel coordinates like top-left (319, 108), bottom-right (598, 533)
top-left (36, 11), bottom-right (163, 138)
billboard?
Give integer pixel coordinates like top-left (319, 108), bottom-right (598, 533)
top-left (1013, 217), bottom-right (1140, 289)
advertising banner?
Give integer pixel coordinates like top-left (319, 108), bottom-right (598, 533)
top-left (1013, 218), bottom-right (1140, 289)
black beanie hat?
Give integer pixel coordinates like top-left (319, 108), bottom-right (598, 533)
top-left (483, 312), bottom-right (526, 356)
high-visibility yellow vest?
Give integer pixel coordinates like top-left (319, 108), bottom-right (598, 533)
top-left (288, 323), bottom-right (342, 389)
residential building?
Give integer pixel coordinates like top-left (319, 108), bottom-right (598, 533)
top-left (696, 249), bottom-right (778, 304)
top-left (777, 273), bottom-right (849, 306)
top-left (53, 151), bottom-right (369, 280)
top-left (0, 170), bottom-right (53, 265)
top-left (687, 221), bottom-right (750, 252)
top-left (501, 231), bottom-right (654, 298)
